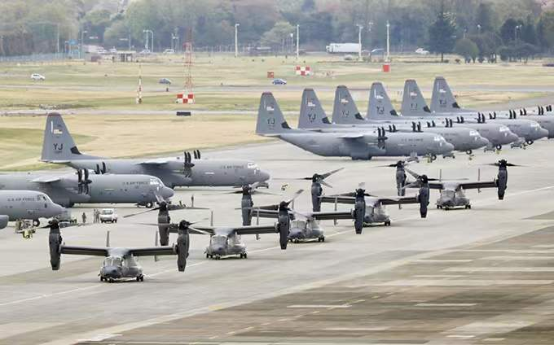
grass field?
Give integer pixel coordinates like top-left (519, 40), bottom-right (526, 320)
top-left (0, 53), bottom-right (553, 170)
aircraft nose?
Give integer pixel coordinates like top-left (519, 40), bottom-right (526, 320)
top-left (478, 137), bottom-right (490, 148)
top-left (161, 187), bottom-right (174, 200)
top-left (507, 132), bottom-right (519, 143)
top-left (443, 142), bottom-right (455, 153)
top-left (53, 204), bottom-right (66, 216)
top-left (259, 170), bottom-right (271, 182)
top-left (537, 127), bottom-right (549, 139)
top-left (103, 266), bottom-right (121, 278)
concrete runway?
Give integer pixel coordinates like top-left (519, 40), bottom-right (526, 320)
top-left (1, 139), bottom-right (554, 344)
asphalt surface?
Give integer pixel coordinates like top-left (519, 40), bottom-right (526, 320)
top-left (1, 139), bottom-right (554, 344)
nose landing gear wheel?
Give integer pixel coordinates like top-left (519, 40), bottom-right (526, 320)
top-left (145, 202), bottom-right (153, 208)
top-left (384, 221), bottom-right (391, 226)
top-left (318, 236), bottom-right (325, 242)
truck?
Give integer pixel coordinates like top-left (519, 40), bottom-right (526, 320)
top-left (326, 43), bottom-right (361, 54)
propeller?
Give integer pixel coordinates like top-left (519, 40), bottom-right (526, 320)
top-left (76, 169), bottom-right (92, 194)
top-left (227, 182), bottom-right (278, 196)
top-left (95, 162), bottom-right (107, 175)
top-left (488, 159), bottom-right (521, 168)
top-left (183, 151), bottom-right (195, 178)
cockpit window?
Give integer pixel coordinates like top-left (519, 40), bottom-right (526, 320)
top-left (499, 126), bottom-right (509, 132)
top-left (211, 235), bottom-right (227, 246)
top-left (247, 163), bottom-right (258, 169)
top-left (469, 131), bottom-right (479, 136)
top-left (103, 257), bottom-right (123, 267)
top-left (433, 136), bottom-right (442, 142)
top-left (150, 178), bottom-right (162, 186)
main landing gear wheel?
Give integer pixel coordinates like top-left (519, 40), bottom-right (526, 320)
top-left (526, 140), bottom-right (534, 145)
top-left (465, 149), bottom-right (473, 155)
top-left (495, 144), bottom-right (502, 150)
top-left (431, 154), bottom-right (437, 161)
top-left (100, 276), bottom-right (105, 282)
top-left (33, 219), bottom-right (40, 227)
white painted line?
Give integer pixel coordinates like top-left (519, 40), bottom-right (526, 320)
top-left (416, 303), bottom-right (477, 307)
top-left (445, 267), bottom-right (554, 272)
top-left (76, 333), bottom-right (121, 343)
top-left (447, 335), bottom-right (475, 339)
top-left (483, 338), bottom-right (506, 342)
top-left (483, 255), bottom-right (554, 260)
top-left (288, 304), bottom-right (352, 309)
top-left (414, 275), bottom-right (464, 278)
top-left (413, 259), bottom-right (473, 263)
top-left (376, 279), bottom-right (554, 286)
top-left (326, 327), bottom-right (389, 331)
top-left (533, 245), bottom-right (554, 249)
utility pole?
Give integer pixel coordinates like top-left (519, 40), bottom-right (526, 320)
top-left (234, 23), bottom-right (240, 58)
top-left (296, 24), bottom-right (300, 60)
top-left (386, 20), bottom-right (390, 62)
top-left (80, 29), bottom-right (87, 59)
top-left (357, 24), bottom-right (363, 61)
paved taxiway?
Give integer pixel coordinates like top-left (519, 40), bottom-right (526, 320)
top-left (1, 139), bottom-right (554, 344)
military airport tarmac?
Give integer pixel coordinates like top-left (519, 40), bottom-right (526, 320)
top-left (0, 138), bottom-right (553, 344)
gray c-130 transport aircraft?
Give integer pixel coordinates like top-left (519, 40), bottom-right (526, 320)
top-left (0, 190), bottom-right (65, 229)
top-left (256, 92), bottom-right (454, 160)
top-left (41, 113), bottom-right (270, 189)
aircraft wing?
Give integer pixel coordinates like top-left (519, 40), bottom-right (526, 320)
top-left (311, 211), bottom-right (353, 221)
top-left (231, 225), bottom-right (277, 235)
top-left (129, 246), bottom-right (177, 257)
top-left (31, 176), bottom-right (62, 184)
top-left (459, 181), bottom-right (497, 190)
top-left (320, 195), bottom-right (356, 204)
top-left (60, 246), bottom-right (109, 257)
top-left (428, 182), bottom-right (446, 190)
top-left (139, 158), bottom-right (171, 165)
top-left (371, 196), bottom-right (419, 205)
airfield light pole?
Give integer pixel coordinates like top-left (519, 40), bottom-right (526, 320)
top-left (477, 24), bottom-right (481, 35)
top-left (80, 29), bottom-right (87, 59)
top-left (296, 24), bottom-right (300, 60)
top-left (386, 20), bottom-right (390, 62)
top-left (357, 24), bottom-right (364, 61)
top-left (515, 24), bottom-right (522, 42)
top-left (234, 23), bottom-right (240, 58)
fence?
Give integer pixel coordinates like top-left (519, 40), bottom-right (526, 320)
top-left (0, 53), bottom-right (68, 64)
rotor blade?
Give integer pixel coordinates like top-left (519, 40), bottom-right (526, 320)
top-left (320, 180), bottom-right (332, 188)
top-left (285, 189), bottom-right (304, 204)
top-left (320, 167), bottom-right (344, 179)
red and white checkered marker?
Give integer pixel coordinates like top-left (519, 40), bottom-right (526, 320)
top-left (176, 93), bottom-right (195, 104)
top-left (295, 66), bottom-right (312, 76)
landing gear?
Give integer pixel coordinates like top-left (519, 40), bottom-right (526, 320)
top-left (32, 219), bottom-right (40, 227)
top-left (100, 276), bottom-right (105, 282)
top-left (145, 202), bottom-right (153, 208)
top-left (464, 204), bottom-right (472, 209)
top-left (526, 140), bottom-right (534, 145)
top-left (384, 220), bottom-right (391, 226)
top-left (318, 236), bottom-right (325, 242)
top-left (240, 253), bottom-right (248, 259)
top-left (465, 149), bottom-right (473, 155)
top-left (136, 275), bottom-right (144, 282)
top-left (495, 144), bottom-right (502, 151)
top-left (355, 228), bottom-right (362, 235)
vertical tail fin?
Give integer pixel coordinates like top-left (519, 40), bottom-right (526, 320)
top-left (401, 79), bottom-right (431, 116)
top-left (41, 113), bottom-right (97, 162)
top-left (368, 82), bottom-right (398, 119)
top-left (298, 88), bottom-right (332, 129)
top-left (332, 86), bottom-right (365, 124)
top-left (256, 93), bottom-right (293, 135)
top-left (431, 77), bottom-right (463, 113)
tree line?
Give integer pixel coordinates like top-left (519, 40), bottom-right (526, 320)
top-left (1, 0), bottom-right (554, 59)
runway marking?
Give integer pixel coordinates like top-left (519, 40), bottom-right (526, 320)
top-left (287, 304), bottom-right (351, 309)
top-left (413, 259), bottom-right (473, 263)
top-left (0, 284), bottom-right (101, 307)
top-left (482, 255), bottom-right (554, 260)
top-left (416, 303), bottom-right (477, 307)
top-left (447, 335), bottom-right (475, 339)
top-left (533, 244), bottom-right (554, 248)
top-left (76, 333), bottom-right (121, 343)
top-left (325, 327), bottom-right (389, 331)
top-left (375, 279), bottom-right (554, 286)
top-left (445, 267), bottom-right (554, 272)
top-left (483, 338), bottom-right (506, 342)
top-left (414, 275), bottom-right (464, 278)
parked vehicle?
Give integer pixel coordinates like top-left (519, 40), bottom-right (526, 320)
top-left (99, 208), bottom-right (118, 223)
top-left (159, 78), bottom-right (172, 85)
top-left (326, 43), bottom-right (361, 54)
top-left (272, 78), bottom-right (287, 85)
top-left (31, 73), bottom-right (45, 81)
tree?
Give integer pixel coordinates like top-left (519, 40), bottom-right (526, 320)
top-left (454, 38), bottom-right (479, 62)
top-left (499, 18), bottom-right (521, 43)
top-left (475, 2), bottom-right (497, 33)
top-left (301, 0), bottom-right (316, 12)
top-left (520, 16), bottom-right (537, 45)
top-left (260, 21), bottom-right (295, 51)
top-left (428, 1), bottom-right (456, 62)
top-left (538, 11), bottom-right (554, 52)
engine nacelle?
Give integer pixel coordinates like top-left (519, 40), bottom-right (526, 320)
top-left (353, 200), bottom-right (365, 234)
top-left (277, 213), bottom-right (290, 250)
top-left (176, 231), bottom-right (189, 272)
top-left (49, 229), bottom-right (63, 270)
top-left (0, 215), bottom-right (8, 230)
